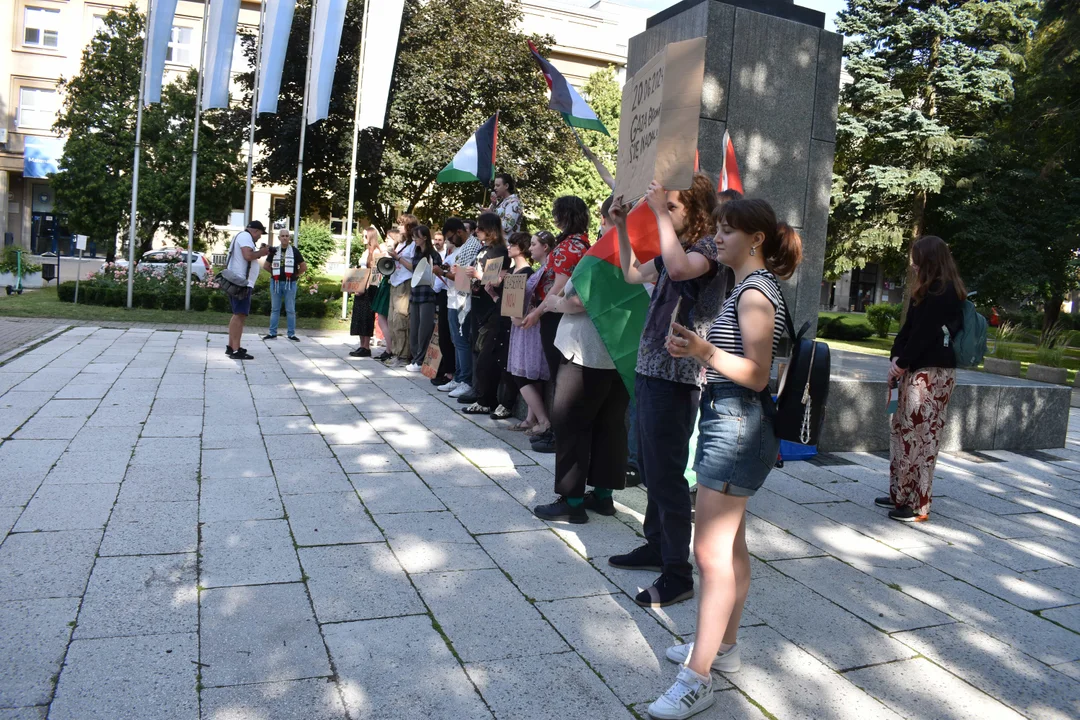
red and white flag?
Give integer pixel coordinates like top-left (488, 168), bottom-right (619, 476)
top-left (719, 130), bottom-right (744, 194)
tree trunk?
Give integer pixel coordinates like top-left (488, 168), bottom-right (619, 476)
top-left (1043, 290), bottom-right (1064, 340)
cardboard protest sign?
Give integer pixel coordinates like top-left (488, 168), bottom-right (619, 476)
top-left (453, 266), bottom-right (472, 292)
top-left (341, 268), bottom-right (370, 294)
top-left (421, 325), bottom-right (442, 379)
top-left (480, 257), bottom-right (503, 285)
top-left (500, 273), bottom-right (528, 318)
top-left (614, 37), bottom-right (707, 202)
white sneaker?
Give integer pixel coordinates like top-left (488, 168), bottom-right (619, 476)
top-left (448, 383), bottom-right (472, 398)
top-left (438, 380), bottom-right (460, 393)
top-left (665, 642), bottom-right (741, 673)
top-left (647, 665), bottom-right (715, 719)
top-left (405, 363), bottom-right (422, 372)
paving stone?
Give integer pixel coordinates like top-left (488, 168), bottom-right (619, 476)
top-left (0, 505), bottom-right (21, 536)
top-left (478, 530), bottom-right (618, 601)
top-left (483, 465), bottom-right (555, 506)
top-left (812, 501), bottom-right (947, 550)
top-left (325, 615), bottom-right (490, 720)
top-left (465, 651), bottom-right (633, 720)
top-left (537, 592), bottom-right (689, 704)
top-left (1026, 566), bottom-right (1080, 596)
top-left (432, 485), bottom-right (547, 535)
top-left (549, 512), bottom-right (647, 559)
top-left (142, 414), bottom-right (202, 437)
top-left (200, 519), bottom-right (301, 588)
top-left (117, 464), bottom-right (200, 503)
top-left (201, 448), bottom-right (272, 479)
top-left (348, 472), bottom-right (445, 514)
top-left (259, 416), bottom-right (319, 435)
top-left (299, 544), bottom-right (423, 623)
top-left (770, 556), bottom-right (955, 632)
top-left (1055, 661), bottom-right (1080, 682)
top-left (377, 511), bottom-right (496, 573)
top-left (450, 441), bottom-right (533, 468)
top-left (381, 431), bottom-right (452, 455)
top-left (33, 399), bottom-right (100, 418)
top-left (902, 579), bottom-right (1080, 665)
top-left (0, 477), bottom-right (43, 509)
top-left (283, 491), bottom-right (383, 546)
top-left (893, 622), bottom-right (1080, 720)
top-left (13, 416), bottom-right (85, 440)
top-left (75, 553), bottom-right (197, 639)
top-left (1043, 603), bottom-right (1080, 633)
top-left (265, 433), bottom-right (334, 461)
top-left (768, 469), bottom-right (845, 503)
top-left (745, 514), bottom-right (827, 561)
top-left (414, 569), bottom-right (567, 662)
top-left (912, 515), bottom-right (1065, 572)
top-left (200, 476), bottom-right (284, 523)
top-left (14, 483), bottom-right (118, 532)
top-left (272, 458), bottom-right (353, 495)
top-left (65, 425), bottom-right (142, 454)
top-left (1010, 534), bottom-right (1080, 567)
top-left (0, 597), bottom-right (80, 707)
top-left (330, 445), bottom-right (410, 473)
top-left (774, 460), bottom-right (850, 485)
top-left (48, 633), bottom-right (198, 720)
top-left (314, 420), bottom-right (383, 445)
top-left (0, 706), bottom-right (48, 719)
top-left (255, 397), bottom-right (309, 417)
top-left (98, 500), bottom-right (197, 557)
top-left (405, 453), bottom-right (495, 488)
top-left (84, 405), bottom-right (150, 426)
top-left (203, 423), bottom-right (262, 449)
top-left (0, 439), bottom-right (66, 477)
top-left (43, 451), bottom-right (130, 485)
top-left (846, 657), bottom-right (1026, 720)
top-left (200, 678), bottom-right (349, 720)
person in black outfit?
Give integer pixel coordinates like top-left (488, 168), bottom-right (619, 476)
top-left (458, 212), bottom-right (511, 414)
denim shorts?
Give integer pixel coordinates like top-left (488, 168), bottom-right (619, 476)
top-left (693, 384), bottom-right (780, 497)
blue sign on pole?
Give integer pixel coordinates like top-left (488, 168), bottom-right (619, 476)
top-left (23, 136), bottom-right (66, 179)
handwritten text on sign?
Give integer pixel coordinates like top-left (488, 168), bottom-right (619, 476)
top-left (500, 273), bottom-right (528, 318)
top-left (627, 67), bottom-right (664, 164)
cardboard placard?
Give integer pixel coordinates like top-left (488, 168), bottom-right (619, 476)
top-left (453, 266), bottom-right (472, 292)
top-left (500, 273), bottom-right (528, 318)
top-left (614, 37), bottom-right (707, 202)
top-left (421, 326), bottom-right (441, 379)
top-left (480, 257), bottom-right (503, 285)
top-left (341, 268), bottom-right (369, 294)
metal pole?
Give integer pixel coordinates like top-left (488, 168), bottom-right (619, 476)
top-left (341, 0), bottom-right (371, 320)
top-left (184, 1), bottom-right (211, 312)
top-left (126, 1), bottom-right (154, 309)
top-left (244, 0), bottom-right (268, 226)
top-left (74, 247), bottom-right (82, 304)
top-left (293, 0), bottom-right (318, 239)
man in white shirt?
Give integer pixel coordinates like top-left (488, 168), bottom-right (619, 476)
top-left (225, 220), bottom-right (269, 360)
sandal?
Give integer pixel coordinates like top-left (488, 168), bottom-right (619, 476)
top-left (489, 404), bottom-right (513, 420)
top-left (512, 421), bottom-right (535, 431)
top-left (462, 403), bottom-right (493, 415)
top-left (525, 423), bottom-right (551, 437)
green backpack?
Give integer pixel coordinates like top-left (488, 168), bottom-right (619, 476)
top-left (949, 298), bottom-right (988, 367)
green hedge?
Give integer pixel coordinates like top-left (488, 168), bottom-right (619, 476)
top-left (818, 316), bottom-right (874, 341)
top-left (57, 281), bottom-right (341, 317)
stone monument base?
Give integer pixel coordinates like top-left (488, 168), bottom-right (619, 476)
top-left (818, 350), bottom-right (1070, 452)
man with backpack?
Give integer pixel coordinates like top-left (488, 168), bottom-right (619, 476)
top-left (225, 221), bottom-right (269, 360)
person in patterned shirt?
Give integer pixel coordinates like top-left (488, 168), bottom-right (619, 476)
top-left (486, 173), bottom-right (523, 235)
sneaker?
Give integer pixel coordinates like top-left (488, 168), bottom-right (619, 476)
top-left (582, 491), bottom-right (616, 516)
top-left (226, 345), bottom-right (248, 355)
top-left (489, 404), bottom-right (513, 420)
top-left (405, 363), bottom-right (422, 372)
top-left (665, 642), bottom-right (741, 673)
top-left (287, 335), bottom-right (300, 342)
top-left (456, 392), bottom-right (481, 404)
top-left (438, 380), bottom-right (460, 393)
top-left (889, 507), bottom-right (929, 523)
top-left (349, 347), bottom-right (371, 358)
top-left (635, 574), bottom-right (694, 608)
top-left (874, 496), bottom-right (894, 509)
top-left (376, 351), bottom-right (393, 361)
top-left (230, 350), bottom-right (254, 360)
top-left (608, 544), bottom-right (662, 572)
top-left (262, 334), bottom-right (277, 340)
top-left (529, 430), bottom-right (555, 454)
top-left (625, 466), bottom-right (642, 487)
top-left (448, 383), bottom-right (472, 399)
top-left (533, 497), bottom-right (588, 524)
top-left (647, 666), bottom-right (715, 720)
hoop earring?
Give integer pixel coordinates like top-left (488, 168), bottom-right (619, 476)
top-left (749, 246), bottom-right (756, 256)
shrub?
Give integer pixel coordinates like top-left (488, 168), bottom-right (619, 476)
top-left (57, 281), bottom-right (76, 302)
top-left (160, 293), bottom-right (185, 311)
top-left (190, 291), bottom-right (210, 312)
top-left (991, 321), bottom-right (1019, 361)
top-left (865, 303), bottom-right (901, 338)
top-left (0, 247), bottom-right (43, 275)
top-left (296, 296), bottom-right (329, 318)
top-left (296, 220), bottom-right (338, 275)
top-left (1036, 346), bottom-right (1065, 368)
top-left (818, 316), bottom-right (873, 341)
top-left (209, 292), bottom-right (231, 313)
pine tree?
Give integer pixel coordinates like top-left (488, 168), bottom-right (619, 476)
top-left (827, 0), bottom-right (1037, 279)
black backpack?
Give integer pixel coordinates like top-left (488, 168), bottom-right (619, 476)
top-left (764, 304), bottom-right (831, 446)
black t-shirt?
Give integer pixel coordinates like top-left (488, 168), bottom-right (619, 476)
top-left (267, 246), bottom-right (306, 279)
top-left (472, 244), bottom-right (511, 315)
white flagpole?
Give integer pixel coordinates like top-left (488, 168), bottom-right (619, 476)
top-left (341, 0), bottom-right (371, 321)
top-left (184, 1), bottom-right (211, 311)
top-left (126, 1), bottom-right (154, 309)
top-left (293, 0), bottom-right (318, 239)
top-left (244, 0), bottom-right (268, 226)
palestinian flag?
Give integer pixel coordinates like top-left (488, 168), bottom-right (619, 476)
top-left (527, 41), bottom-right (609, 135)
top-left (571, 203), bottom-right (660, 397)
top-left (719, 129), bottom-right (744, 193)
top-left (436, 113), bottom-right (499, 184)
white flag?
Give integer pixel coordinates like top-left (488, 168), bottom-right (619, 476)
top-left (357, 0), bottom-right (405, 130)
top-left (305, 0), bottom-right (348, 125)
top-left (256, 0), bottom-right (297, 115)
top-left (201, 0), bottom-right (242, 109)
top-left (144, 0), bottom-right (180, 104)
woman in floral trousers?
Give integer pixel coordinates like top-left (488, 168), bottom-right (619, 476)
top-left (881, 236), bottom-right (966, 522)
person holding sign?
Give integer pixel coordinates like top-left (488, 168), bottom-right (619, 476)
top-left (487, 232), bottom-right (534, 421)
top-left (441, 219), bottom-right (483, 396)
top-left (349, 226), bottom-right (383, 358)
top-left (262, 229), bottom-right (308, 341)
top-left (458, 212), bottom-right (511, 414)
top-left (651, 198), bottom-right (802, 720)
top-left (507, 232), bottom-right (555, 434)
top-left (401, 226), bottom-right (443, 372)
top-left (385, 215), bottom-right (419, 367)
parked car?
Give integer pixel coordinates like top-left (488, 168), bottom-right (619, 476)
top-left (106, 249), bottom-right (212, 281)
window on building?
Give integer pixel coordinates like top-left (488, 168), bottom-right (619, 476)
top-left (24, 7), bottom-right (60, 49)
top-left (166, 26), bottom-right (194, 65)
top-left (17, 87), bottom-right (59, 129)
top-left (91, 14), bottom-right (110, 38)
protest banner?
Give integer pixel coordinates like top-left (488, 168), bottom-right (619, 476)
top-left (500, 273), bottom-right (528, 318)
top-left (341, 268), bottom-right (370, 294)
top-left (421, 325), bottom-right (441, 379)
top-left (614, 37), bottom-right (707, 202)
top-left (480, 257), bottom-right (503, 285)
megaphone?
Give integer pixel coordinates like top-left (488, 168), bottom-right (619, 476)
top-left (376, 257), bottom-right (396, 277)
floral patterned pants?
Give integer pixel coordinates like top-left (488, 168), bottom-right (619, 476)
top-left (889, 368), bottom-right (956, 516)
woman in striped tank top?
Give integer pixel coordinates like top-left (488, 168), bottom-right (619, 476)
top-left (647, 199), bottom-right (802, 720)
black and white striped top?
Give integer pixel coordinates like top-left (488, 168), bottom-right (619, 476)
top-left (705, 269), bottom-right (786, 385)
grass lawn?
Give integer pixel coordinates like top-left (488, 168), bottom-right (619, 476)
top-left (0, 287), bottom-right (353, 332)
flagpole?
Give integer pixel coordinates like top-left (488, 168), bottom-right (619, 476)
top-left (341, 0), bottom-right (371, 320)
top-left (293, 0), bottom-right (318, 239)
top-left (126, 0), bottom-right (154, 309)
top-left (244, 0), bottom-right (268, 226)
top-left (570, 126), bottom-right (615, 190)
top-left (184, 1), bottom-right (211, 312)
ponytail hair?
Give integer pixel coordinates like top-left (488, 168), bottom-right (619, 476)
top-left (715, 198), bottom-right (803, 280)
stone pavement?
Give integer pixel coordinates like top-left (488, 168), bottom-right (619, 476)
top-left (1, 326), bottom-right (1079, 720)
top-left (0, 319), bottom-right (67, 360)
